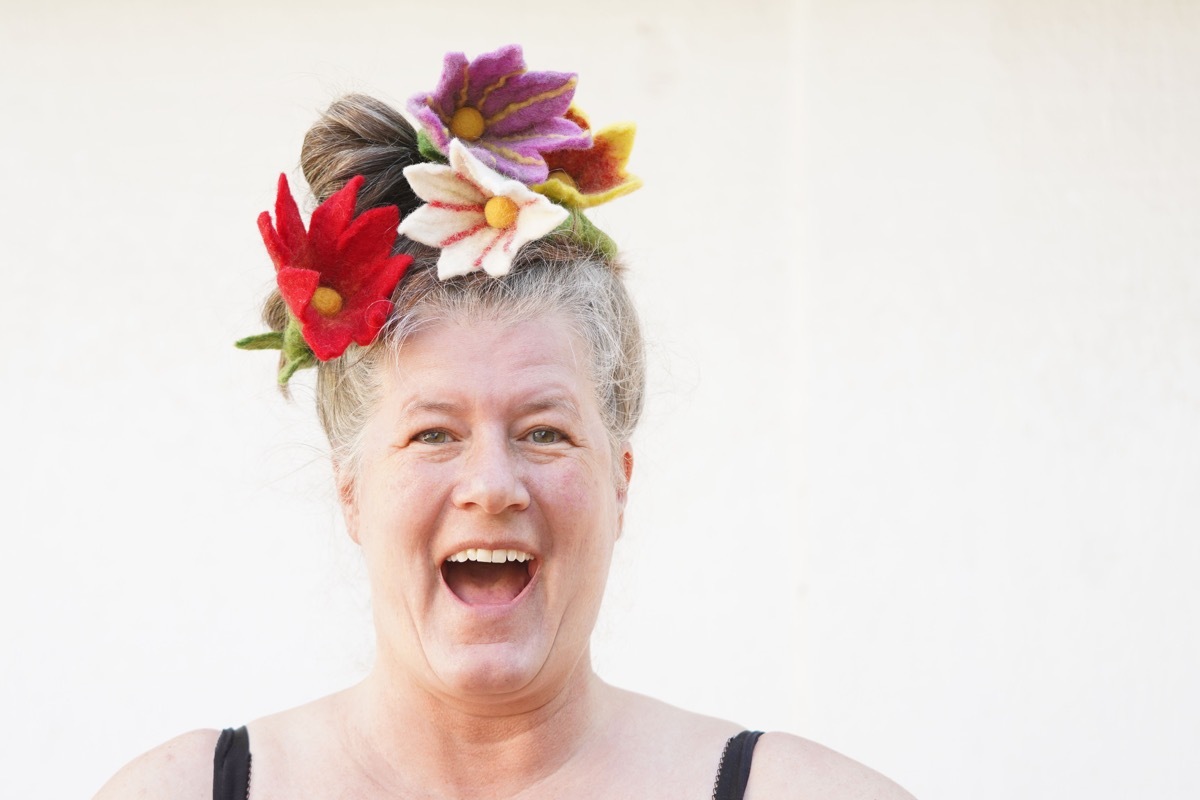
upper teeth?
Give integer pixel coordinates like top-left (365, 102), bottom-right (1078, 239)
top-left (447, 549), bottom-right (532, 563)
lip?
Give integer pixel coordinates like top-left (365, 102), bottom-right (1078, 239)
top-left (438, 547), bottom-right (541, 613)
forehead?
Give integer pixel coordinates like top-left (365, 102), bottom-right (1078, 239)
top-left (382, 315), bottom-right (597, 414)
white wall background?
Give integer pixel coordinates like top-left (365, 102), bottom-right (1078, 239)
top-left (1, 1), bottom-right (1197, 798)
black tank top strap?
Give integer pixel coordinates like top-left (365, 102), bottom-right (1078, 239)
top-left (213, 723), bottom-right (752, 800)
top-left (712, 730), bottom-right (763, 800)
top-left (212, 726), bottom-right (251, 800)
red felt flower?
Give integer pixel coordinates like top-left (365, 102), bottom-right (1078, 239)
top-left (258, 174), bottom-right (413, 360)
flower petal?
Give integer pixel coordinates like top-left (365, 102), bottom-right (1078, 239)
top-left (276, 267), bottom-right (320, 319)
top-left (308, 176), bottom-right (364, 265)
top-left (464, 44), bottom-right (527, 107)
top-left (510, 197), bottom-right (570, 246)
top-left (554, 123), bottom-right (637, 192)
top-left (351, 300), bottom-right (395, 346)
top-left (481, 72), bottom-right (580, 138)
top-left (297, 307), bottom-right (357, 361)
top-left (398, 202), bottom-right (486, 249)
top-left (428, 51), bottom-right (470, 120)
top-left (357, 254), bottom-right (412, 306)
top-left (533, 173), bottom-right (643, 209)
top-left (475, 228), bottom-right (520, 277)
top-left (449, 140), bottom-right (528, 198)
top-left (490, 116), bottom-right (593, 154)
top-left (407, 100), bottom-right (452, 153)
top-left (333, 205), bottom-right (401, 283)
top-left (436, 226), bottom-right (505, 279)
top-left (272, 174), bottom-right (308, 260)
top-left (404, 158), bottom-right (488, 206)
top-left (537, 122), bottom-right (642, 208)
top-left (468, 140), bottom-right (550, 185)
top-left (258, 210), bottom-right (291, 271)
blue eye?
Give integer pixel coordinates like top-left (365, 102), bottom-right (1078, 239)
top-left (417, 430), bottom-right (450, 444)
top-left (529, 429), bottom-right (562, 444)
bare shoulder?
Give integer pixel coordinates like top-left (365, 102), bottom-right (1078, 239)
top-left (93, 729), bottom-right (220, 800)
top-left (745, 732), bottom-right (917, 800)
top-left (604, 684), bottom-right (744, 746)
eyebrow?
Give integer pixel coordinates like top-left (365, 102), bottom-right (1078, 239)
top-left (398, 395), bottom-right (583, 420)
top-left (400, 400), bottom-right (463, 417)
top-left (514, 396), bottom-right (583, 421)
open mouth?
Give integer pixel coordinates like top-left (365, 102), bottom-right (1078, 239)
top-left (441, 548), bottom-right (536, 606)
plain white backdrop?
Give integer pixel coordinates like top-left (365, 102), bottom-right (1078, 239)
top-left (2, 1), bottom-right (1198, 798)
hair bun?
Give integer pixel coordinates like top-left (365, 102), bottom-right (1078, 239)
top-left (301, 93), bottom-right (424, 217)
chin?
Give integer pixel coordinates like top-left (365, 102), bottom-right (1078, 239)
top-left (434, 639), bottom-right (555, 701)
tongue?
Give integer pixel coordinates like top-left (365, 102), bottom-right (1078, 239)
top-left (444, 560), bottom-right (528, 605)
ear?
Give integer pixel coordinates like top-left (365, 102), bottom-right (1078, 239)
top-left (615, 442), bottom-right (633, 539)
top-left (335, 466), bottom-right (361, 545)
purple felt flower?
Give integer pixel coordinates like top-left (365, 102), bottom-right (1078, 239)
top-left (408, 44), bottom-right (591, 185)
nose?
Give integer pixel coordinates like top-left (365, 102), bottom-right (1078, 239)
top-left (451, 433), bottom-right (530, 514)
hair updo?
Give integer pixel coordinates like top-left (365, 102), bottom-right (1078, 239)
top-left (259, 94), bottom-right (646, 476)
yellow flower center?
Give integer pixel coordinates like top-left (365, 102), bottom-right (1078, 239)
top-left (312, 286), bottom-right (343, 316)
top-left (449, 107), bottom-right (486, 141)
top-left (484, 196), bottom-right (520, 229)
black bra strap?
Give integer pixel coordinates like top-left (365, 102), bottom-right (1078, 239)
top-left (214, 723), bottom-right (753, 800)
top-left (213, 726), bottom-right (251, 800)
top-left (712, 730), bottom-right (763, 800)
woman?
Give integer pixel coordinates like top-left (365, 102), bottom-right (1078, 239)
top-left (96, 46), bottom-right (915, 800)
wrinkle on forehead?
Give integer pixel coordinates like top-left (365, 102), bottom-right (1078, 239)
top-left (397, 395), bottom-right (584, 420)
top-left (380, 317), bottom-right (595, 423)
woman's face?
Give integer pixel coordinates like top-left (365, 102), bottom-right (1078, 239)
top-left (342, 314), bottom-right (630, 707)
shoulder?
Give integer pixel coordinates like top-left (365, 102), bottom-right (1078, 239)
top-left (745, 732), bottom-right (917, 800)
top-left (603, 685), bottom-right (743, 750)
top-left (93, 728), bottom-right (221, 800)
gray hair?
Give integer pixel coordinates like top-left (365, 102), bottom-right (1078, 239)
top-left (313, 236), bottom-right (646, 479)
top-left (256, 94), bottom-right (646, 479)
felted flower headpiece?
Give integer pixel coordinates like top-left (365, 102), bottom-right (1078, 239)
top-left (236, 175), bottom-right (414, 384)
top-left (239, 44), bottom-right (640, 383)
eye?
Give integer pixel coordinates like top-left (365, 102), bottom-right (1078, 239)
top-left (416, 430), bottom-right (451, 444)
top-left (528, 428), bottom-right (563, 445)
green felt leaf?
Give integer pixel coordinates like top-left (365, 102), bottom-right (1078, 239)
top-left (277, 352), bottom-right (314, 386)
top-left (417, 130), bottom-right (449, 164)
top-left (235, 331), bottom-right (285, 351)
top-left (281, 318), bottom-right (311, 360)
top-left (565, 211), bottom-right (618, 260)
top-left (276, 317), bottom-right (317, 385)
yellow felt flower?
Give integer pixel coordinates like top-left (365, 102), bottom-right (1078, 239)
top-left (533, 108), bottom-right (642, 209)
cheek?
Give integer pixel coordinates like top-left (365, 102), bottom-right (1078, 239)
top-left (539, 465), bottom-right (619, 551)
top-left (354, 461), bottom-right (449, 553)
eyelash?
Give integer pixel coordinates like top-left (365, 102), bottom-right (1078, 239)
top-left (411, 428), bottom-right (567, 445)
top-left (527, 428), bottom-right (564, 445)
top-left (415, 429), bottom-right (452, 445)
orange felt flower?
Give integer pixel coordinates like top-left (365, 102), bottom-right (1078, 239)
top-left (534, 108), bottom-right (642, 209)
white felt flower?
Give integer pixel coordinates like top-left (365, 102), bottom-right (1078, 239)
top-left (400, 139), bottom-right (571, 279)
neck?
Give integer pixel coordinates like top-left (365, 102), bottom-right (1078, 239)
top-left (338, 650), bottom-right (609, 798)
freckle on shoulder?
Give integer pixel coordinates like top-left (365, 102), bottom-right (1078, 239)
top-left (93, 729), bottom-right (220, 800)
top-left (746, 732), bottom-right (918, 800)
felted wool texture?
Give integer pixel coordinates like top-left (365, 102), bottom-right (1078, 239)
top-left (408, 44), bottom-right (591, 185)
top-left (256, 174), bottom-right (412, 361)
top-left (537, 118), bottom-right (642, 209)
top-left (278, 317), bottom-right (317, 385)
top-left (233, 323), bottom-right (318, 386)
top-left (400, 139), bottom-right (569, 279)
